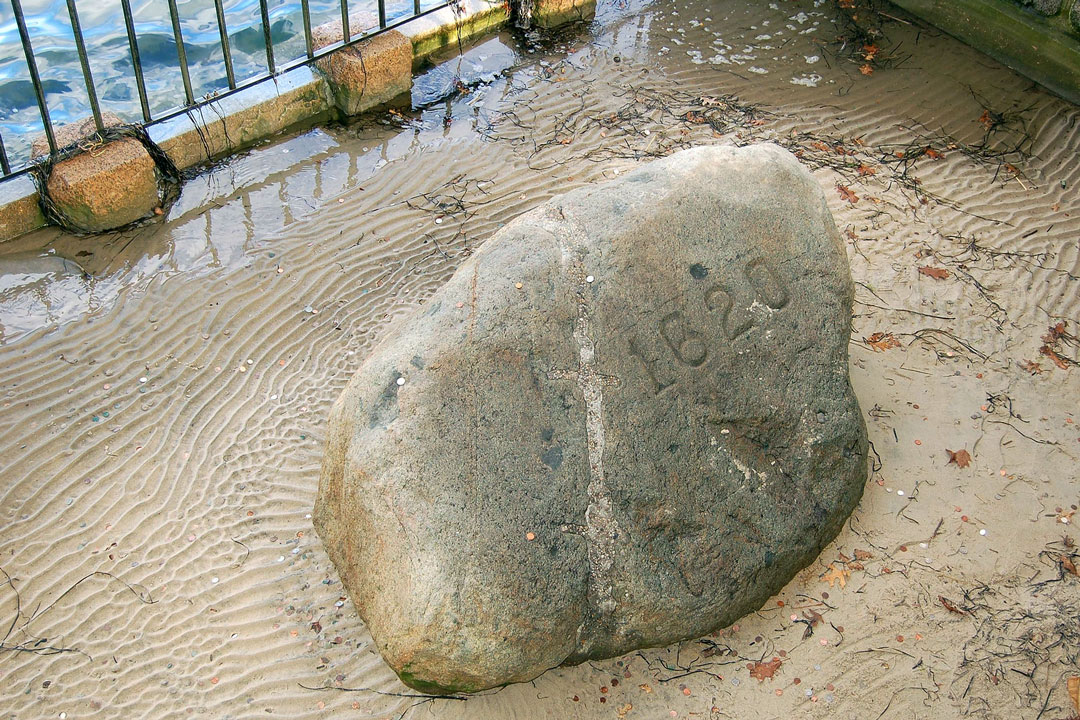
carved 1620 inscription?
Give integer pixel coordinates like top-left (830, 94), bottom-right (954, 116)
top-left (632, 259), bottom-right (790, 391)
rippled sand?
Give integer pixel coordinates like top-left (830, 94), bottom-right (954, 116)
top-left (2, 1), bottom-right (1078, 718)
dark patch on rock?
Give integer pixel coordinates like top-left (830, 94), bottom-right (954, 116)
top-left (541, 446), bottom-right (564, 470)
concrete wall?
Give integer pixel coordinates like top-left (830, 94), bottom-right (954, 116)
top-left (889, 0), bottom-right (1080, 104)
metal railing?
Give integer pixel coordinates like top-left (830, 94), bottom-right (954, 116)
top-left (0, 0), bottom-right (453, 180)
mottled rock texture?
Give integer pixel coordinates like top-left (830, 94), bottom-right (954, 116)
top-left (315, 144), bottom-right (868, 693)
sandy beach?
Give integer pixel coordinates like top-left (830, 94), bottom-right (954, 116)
top-left (1, 1), bottom-right (1078, 718)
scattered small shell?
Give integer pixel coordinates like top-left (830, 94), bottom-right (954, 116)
top-left (396, 377), bottom-right (406, 386)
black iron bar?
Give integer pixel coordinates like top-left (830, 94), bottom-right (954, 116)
top-left (378, 0), bottom-right (386, 28)
top-left (258, 0), bottom-right (275, 74)
top-left (301, 0), bottom-right (313, 58)
top-left (11, 0), bottom-right (57, 153)
top-left (64, 0), bottom-right (104, 133)
top-left (213, 0), bottom-right (236, 89)
top-left (340, 0), bottom-right (350, 43)
top-left (166, 0), bottom-right (195, 105)
top-left (120, 0), bottom-right (152, 122)
top-left (0, 1), bottom-right (454, 181)
top-left (0, 132), bottom-right (11, 176)
top-left (414, 0), bottom-right (421, 16)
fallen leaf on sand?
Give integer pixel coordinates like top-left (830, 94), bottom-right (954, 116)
top-left (918, 266), bottom-right (950, 280)
top-left (822, 563), bottom-right (849, 589)
top-left (946, 448), bottom-right (972, 468)
top-left (749, 657), bottom-right (783, 682)
top-left (638, 684), bottom-right (652, 693)
top-left (837, 184), bottom-right (859, 203)
top-left (859, 64), bottom-right (873, 76)
top-left (1040, 345), bottom-right (1070, 370)
top-left (854, 548), bottom-right (873, 561)
top-left (1068, 675), bottom-right (1079, 711)
top-left (1020, 359), bottom-right (1044, 375)
top-left (857, 163), bottom-right (877, 176)
top-left (1044, 321), bottom-right (1069, 343)
top-left (617, 703), bottom-right (633, 718)
top-left (864, 332), bottom-right (901, 352)
top-left (1060, 555), bottom-right (1078, 576)
top-left (939, 595), bottom-right (965, 615)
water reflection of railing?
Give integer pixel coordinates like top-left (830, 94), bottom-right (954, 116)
top-left (0, 0), bottom-right (451, 179)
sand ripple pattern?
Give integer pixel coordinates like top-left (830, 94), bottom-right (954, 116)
top-left (2, 2), bottom-right (1079, 719)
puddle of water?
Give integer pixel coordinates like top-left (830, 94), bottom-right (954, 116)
top-left (1, 2), bottom-right (1078, 719)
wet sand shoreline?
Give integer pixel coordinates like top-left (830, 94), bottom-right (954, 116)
top-left (2, 1), bottom-right (1078, 718)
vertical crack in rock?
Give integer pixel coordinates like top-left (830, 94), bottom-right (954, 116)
top-left (550, 263), bottom-right (622, 623)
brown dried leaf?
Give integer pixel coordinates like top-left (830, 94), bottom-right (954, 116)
top-left (1021, 359), bottom-right (1044, 375)
top-left (857, 163), bottom-right (877, 176)
top-left (864, 332), bottom-right (901, 352)
top-left (854, 548), bottom-right (873, 561)
top-left (1040, 344), bottom-right (1070, 370)
top-left (837, 184), bottom-right (859, 203)
top-left (946, 448), bottom-right (972, 469)
top-left (859, 64), bottom-right (873, 76)
top-left (1068, 675), bottom-right (1079, 712)
top-left (749, 657), bottom-right (783, 682)
top-left (1044, 321), bottom-right (1068, 343)
top-left (939, 595), bottom-right (965, 615)
top-left (918, 266), bottom-right (950, 280)
top-left (822, 563), bottom-right (849, 589)
top-left (1062, 554), bottom-right (1079, 577)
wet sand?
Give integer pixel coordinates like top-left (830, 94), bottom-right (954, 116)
top-left (1, 1), bottom-right (1078, 718)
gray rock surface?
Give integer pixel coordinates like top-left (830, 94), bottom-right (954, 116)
top-left (314, 144), bottom-right (868, 693)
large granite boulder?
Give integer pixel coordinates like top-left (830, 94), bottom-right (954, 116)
top-left (314, 144), bottom-right (867, 693)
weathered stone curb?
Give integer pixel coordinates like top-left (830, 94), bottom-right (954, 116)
top-left (532, 0), bottom-right (597, 29)
top-left (0, 175), bottom-right (44, 241)
top-left (29, 112), bottom-right (163, 233)
top-left (890, 0), bottom-right (1080, 105)
top-left (0, 0), bottom-right (595, 243)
